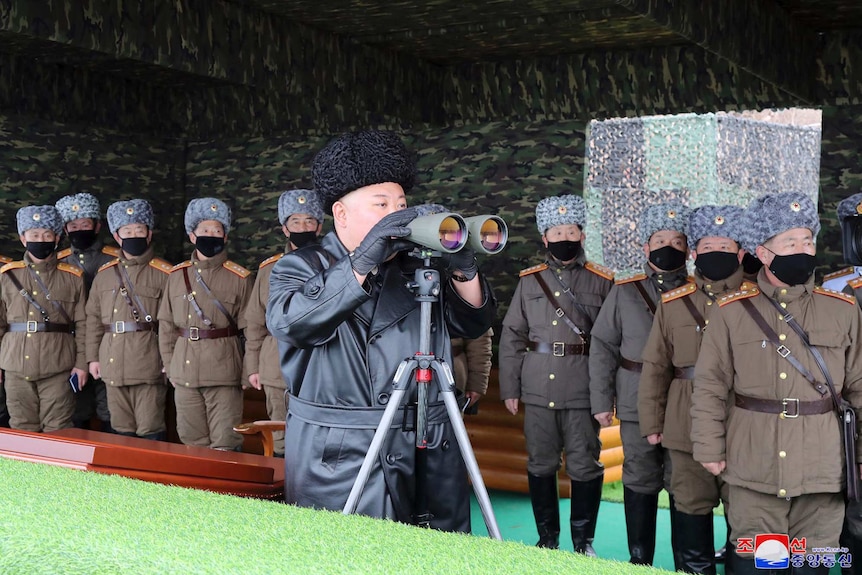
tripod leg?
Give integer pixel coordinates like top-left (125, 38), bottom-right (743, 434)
top-left (433, 360), bottom-right (503, 540)
top-left (343, 359), bottom-right (417, 515)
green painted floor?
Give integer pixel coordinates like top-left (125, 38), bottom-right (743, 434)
top-left (470, 489), bottom-right (729, 573)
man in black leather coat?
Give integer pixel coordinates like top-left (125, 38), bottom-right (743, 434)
top-left (266, 130), bottom-right (496, 532)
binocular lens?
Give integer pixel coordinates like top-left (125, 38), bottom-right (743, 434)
top-left (478, 218), bottom-right (505, 252)
top-left (437, 216), bottom-right (467, 251)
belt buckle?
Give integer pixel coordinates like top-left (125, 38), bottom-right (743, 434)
top-left (776, 345), bottom-right (791, 358)
top-left (114, 321), bottom-right (126, 334)
top-left (552, 342), bottom-right (565, 357)
top-left (26, 320), bottom-right (37, 333)
top-left (781, 398), bottom-right (799, 419)
top-left (188, 326), bottom-right (200, 341)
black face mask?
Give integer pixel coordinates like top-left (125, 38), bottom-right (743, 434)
top-left (195, 236), bottom-right (225, 258)
top-left (648, 245), bottom-right (687, 272)
top-left (121, 237), bottom-right (149, 257)
top-left (26, 241), bottom-right (56, 260)
top-left (289, 231), bottom-right (318, 249)
top-left (547, 240), bottom-right (581, 263)
top-left (68, 228), bottom-right (97, 251)
top-left (742, 252), bottom-right (764, 275)
top-left (768, 252), bottom-right (817, 286)
top-left (695, 251), bottom-right (740, 281)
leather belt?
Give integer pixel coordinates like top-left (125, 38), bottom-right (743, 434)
top-left (177, 326), bottom-right (239, 341)
top-left (529, 340), bottom-right (589, 357)
top-left (674, 366), bottom-right (695, 379)
top-left (7, 322), bottom-right (73, 334)
top-left (735, 392), bottom-right (835, 419)
top-left (104, 321), bottom-right (156, 334)
top-left (620, 358), bottom-right (643, 372)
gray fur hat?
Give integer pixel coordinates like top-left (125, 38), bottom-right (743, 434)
top-left (837, 193), bottom-right (862, 221)
top-left (638, 202), bottom-right (691, 244)
top-left (107, 199), bottom-right (154, 234)
top-left (536, 195), bottom-right (586, 234)
top-left (745, 192), bottom-right (820, 249)
top-left (278, 189), bottom-right (324, 225)
top-left (55, 193), bottom-right (101, 223)
top-left (184, 197), bottom-right (231, 234)
top-left (311, 130), bottom-right (416, 215)
top-left (17, 205), bottom-right (64, 236)
top-left (688, 205), bottom-right (744, 249)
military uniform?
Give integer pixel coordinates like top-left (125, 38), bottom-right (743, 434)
top-left (692, 273), bottom-right (862, 552)
top-left (244, 249), bottom-right (288, 455)
top-left (451, 328), bottom-right (493, 399)
top-left (57, 244), bottom-right (120, 293)
top-left (158, 250), bottom-right (251, 450)
top-left (86, 247), bottom-right (172, 438)
top-left (0, 254), bottom-right (87, 431)
top-left (0, 254), bottom-right (11, 428)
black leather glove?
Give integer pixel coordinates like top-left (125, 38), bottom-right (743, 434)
top-left (350, 207), bottom-right (418, 276)
top-left (443, 247), bottom-right (479, 281)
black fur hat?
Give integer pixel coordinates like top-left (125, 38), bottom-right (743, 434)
top-left (312, 130), bottom-right (416, 214)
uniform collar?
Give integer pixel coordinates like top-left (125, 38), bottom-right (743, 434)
top-left (546, 249), bottom-right (586, 272)
top-left (190, 249), bottom-right (228, 269)
top-left (643, 262), bottom-right (688, 290)
top-left (756, 268), bottom-right (815, 303)
top-left (70, 240), bottom-right (103, 257)
top-left (694, 266), bottom-right (744, 297)
top-left (23, 251), bottom-right (58, 272)
top-left (119, 246), bottom-right (154, 266)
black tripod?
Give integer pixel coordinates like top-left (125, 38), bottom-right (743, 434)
top-left (342, 251), bottom-right (502, 540)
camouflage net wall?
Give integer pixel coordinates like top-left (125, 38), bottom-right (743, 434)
top-left (584, 113), bottom-right (822, 271)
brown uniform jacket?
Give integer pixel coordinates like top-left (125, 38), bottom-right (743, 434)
top-left (589, 264), bottom-right (689, 421)
top-left (499, 254), bottom-right (614, 410)
top-left (58, 243), bottom-right (120, 293)
top-left (244, 251), bottom-right (286, 389)
top-left (0, 254), bottom-right (87, 377)
top-left (451, 328), bottom-right (494, 396)
top-left (691, 271), bottom-right (862, 497)
top-left (85, 247), bottom-right (172, 387)
top-left (157, 250), bottom-right (252, 388)
top-left (638, 266), bottom-right (747, 452)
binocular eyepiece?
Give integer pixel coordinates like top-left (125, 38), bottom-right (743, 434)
top-left (406, 213), bottom-right (508, 255)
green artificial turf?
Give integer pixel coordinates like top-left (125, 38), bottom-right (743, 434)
top-left (602, 481), bottom-right (724, 516)
top-left (0, 458), bottom-right (674, 575)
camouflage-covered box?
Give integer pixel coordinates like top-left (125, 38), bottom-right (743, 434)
top-left (583, 113), bottom-right (821, 271)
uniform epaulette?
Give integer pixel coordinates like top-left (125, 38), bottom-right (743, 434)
top-left (519, 263), bottom-right (549, 277)
top-left (259, 253), bottom-right (283, 269)
top-left (718, 285), bottom-right (760, 307)
top-left (585, 261), bottom-right (615, 281)
top-left (56, 248), bottom-right (72, 259)
top-left (149, 258), bottom-right (174, 274)
top-left (614, 271), bottom-right (647, 285)
top-left (814, 286), bottom-right (856, 305)
top-left (661, 282), bottom-right (696, 303)
top-left (824, 267), bottom-right (856, 282)
top-left (0, 255), bottom-right (10, 264)
top-left (57, 262), bottom-right (83, 277)
top-left (849, 277), bottom-right (862, 290)
top-left (102, 246), bottom-right (121, 257)
top-left (223, 260), bottom-right (251, 279)
top-left (170, 261), bottom-right (193, 273)
top-left (0, 261), bottom-right (25, 274)
top-left (98, 260), bottom-right (120, 273)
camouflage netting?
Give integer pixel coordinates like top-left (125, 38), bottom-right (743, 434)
top-left (584, 113), bottom-right (822, 271)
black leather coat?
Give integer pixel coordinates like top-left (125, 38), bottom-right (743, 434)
top-left (266, 232), bottom-right (495, 532)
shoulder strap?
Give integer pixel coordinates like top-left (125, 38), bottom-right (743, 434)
top-left (189, 266), bottom-right (238, 330)
top-left (533, 272), bottom-right (587, 343)
top-left (182, 266), bottom-right (214, 328)
top-left (4, 270), bottom-right (50, 322)
top-left (632, 279), bottom-right (657, 315)
top-left (112, 265), bottom-right (153, 323)
top-left (680, 294), bottom-right (706, 330)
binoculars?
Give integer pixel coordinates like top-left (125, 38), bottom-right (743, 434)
top-left (407, 213), bottom-right (508, 255)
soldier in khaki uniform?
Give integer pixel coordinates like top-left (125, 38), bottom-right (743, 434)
top-left (589, 202), bottom-right (692, 566)
top-left (86, 200), bottom-right (172, 441)
top-left (0, 253), bottom-right (11, 428)
top-left (500, 194), bottom-right (614, 555)
top-left (56, 193), bottom-right (118, 432)
top-left (823, 193), bottom-right (862, 298)
top-left (639, 205), bottom-right (748, 575)
top-left (451, 328), bottom-right (493, 414)
top-left (158, 198), bottom-right (252, 451)
top-left (0, 206), bottom-right (88, 432)
top-left (245, 189), bottom-right (324, 457)
top-left (693, 193), bottom-right (862, 575)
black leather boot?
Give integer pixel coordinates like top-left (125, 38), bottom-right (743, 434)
top-left (732, 556), bottom-right (775, 575)
top-left (570, 476), bottom-right (602, 557)
top-left (668, 493), bottom-right (684, 571)
top-left (623, 486), bottom-right (658, 565)
top-left (139, 431), bottom-right (167, 441)
top-left (675, 510), bottom-right (716, 574)
top-left (792, 566), bottom-right (830, 575)
top-left (528, 473), bottom-right (560, 549)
